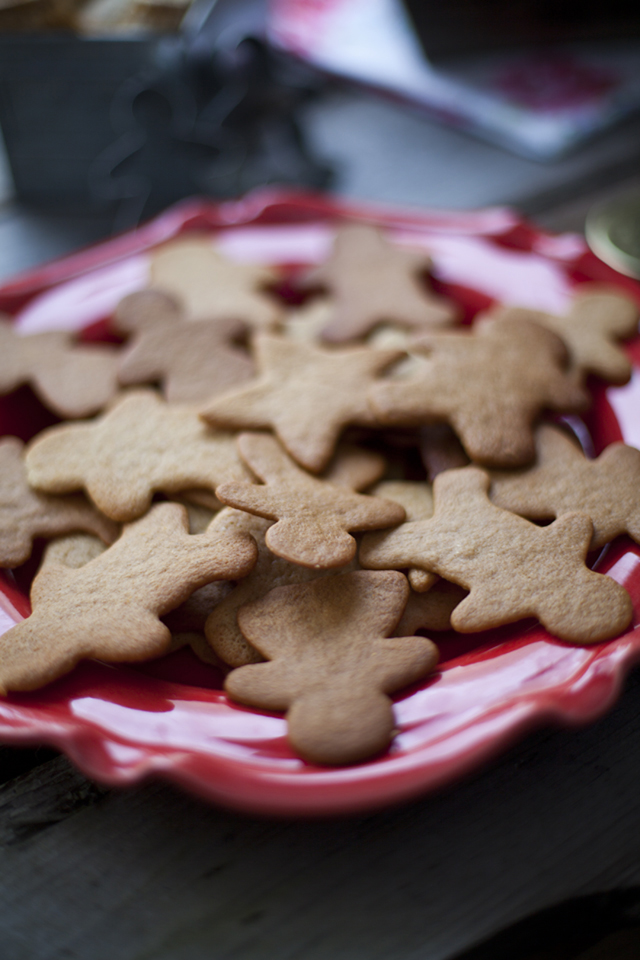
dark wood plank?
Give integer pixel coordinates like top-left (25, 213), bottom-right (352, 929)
top-left (0, 670), bottom-right (639, 959)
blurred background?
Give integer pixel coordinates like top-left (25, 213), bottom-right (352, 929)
top-left (1, 0), bottom-right (640, 281)
top-left (2, 4), bottom-right (640, 959)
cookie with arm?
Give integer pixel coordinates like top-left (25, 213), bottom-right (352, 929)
top-left (115, 290), bottom-right (254, 403)
top-left (0, 315), bottom-right (119, 419)
top-left (149, 237), bottom-right (281, 330)
top-left (489, 423), bottom-right (640, 550)
top-left (225, 570), bottom-right (438, 765)
top-left (0, 502), bottom-right (257, 693)
top-left (360, 466), bottom-right (632, 644)
top-left (485, 285), bottom-right (638, 385)
top-left (200, 334), bottom-right (404, 473)
top-left (0, 436), bottom-right (118, 567)
top-left (369, 318), bottom-right (589, 467)
top-left (300, 223), bottom-right (458, 343)
top-left (216, 432), bottom-right (405, 569)
top-left (25, 390), bottom-right (250, 522)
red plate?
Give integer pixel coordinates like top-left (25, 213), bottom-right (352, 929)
top-left (1, 189), bottom-right (639, 817)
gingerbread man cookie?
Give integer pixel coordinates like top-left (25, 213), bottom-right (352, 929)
top-left (0, 315), bottom-right (120, 419)
top-left (360, 467), bottom-right (632, 644)
top-left (488, 285), bottom-right (638, 385)
top-left (26, 390), bottom-right (250, 522)
top-left (115, 290), bottom-right (254, 403)
top-left (0, 437), bottom-right (118, 567)
top-left (300, 223), bottom-right (457, 343)
top-left (216, 433), bottom-right (405, 569)
top-left (150, 236), bottom-right (281, 330)
top-left (0, 502), bottom-right (257, 693)
top-left (489, 424), bottom-right (640, 550)
top-left (370, 318), bottom-right (589, 467)
top-left (45, 530), bottom-right (229, 669)
top-left (225, 570), bottom-right (438, 764)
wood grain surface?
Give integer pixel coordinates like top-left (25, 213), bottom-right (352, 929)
top-left (0, 670), bottom-right (640, 959)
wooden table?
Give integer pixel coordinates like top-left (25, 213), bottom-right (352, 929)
top-left (1, 88), bottom-right (640, 960)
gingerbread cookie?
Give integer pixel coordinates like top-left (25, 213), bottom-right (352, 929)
top-left (300, 223), bottom-right (457, 343)
top-left (113, 289), bottom-right (181, 334)
top-left (205, 508), bottom-right (362, 668)
top-left (150, 236), bottom-right (281, 330)
top-left (360, 467), bottom-right (632, 644)
top-left (166, 631), bottom-right (225, 667)
top-left (45, 530), bottom-right (227, 668)
top-left (225, 570), bottom-right (438, 764)
top-left (43, 531), bottom-right (107, 569)
top-left (176, 489), bottom-right (224, 513)
top-left (178, 440), bottom-right (385, 517)
top-left (419, 424), bottom-right (469, 481)
top-left (371, 481), bottom-right (437, 591)
top-left (488, 285), bottom-right (639, 385)
top-left (370, 318), bottom-right (589, 467)
top-left (0, 501), bottom-right (257, 693)
top-left (394, 580), bottom-right (467, 636)
top-left (489, 423), bottom-right (640, 550)
top-left (25, 390), bottom-right (250, 522)
top-left (115, 290), bottom-right (254, 403)
top-left (282, 297), bottom-right (335, 343)
top-left (200, 334), bottom-right (404, 473)
top-left (0, 437), bottom-right (118, 567)
top-left (320, 442), bottom-right (387, 491)
top-left (216, 433), bottom-right (405, 569)
top-left (0, 315), bottom-right (119, 419)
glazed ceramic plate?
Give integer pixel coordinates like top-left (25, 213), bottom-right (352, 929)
top-left (1, 190), bottom-right (639, 817)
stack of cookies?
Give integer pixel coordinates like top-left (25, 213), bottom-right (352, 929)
top-left (0, 225), bottom-right (638, 766)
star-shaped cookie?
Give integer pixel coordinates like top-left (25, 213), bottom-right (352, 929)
top-left (0, 315), bottom-right (120, 419)
top-left (115, 290), bottom-right (254, 403)
top-left (0, 437), bottom-right (118, 567)
top-left (300, 223), bottom-right (458, 343)
top-left (25, 390), bottom-right (250, 522)
top-left (150, 236), bottom-right (281, 330)
top-left (370, 318), bottom-right (589, 467)
top-left (360, 466), bottom-right (632, 644)
top-left (0, 502), bottom-right (258, 693)
top-left (225, 570), bottom-right (438, 765)
top-left (216, 432), bottom-right (405, 569)
top-left (488, 285), bottom-right (638, 385)
top-left (489, 423), bottom-right (640, 550)
top-left (200, 334), bottom-right (404, 473)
